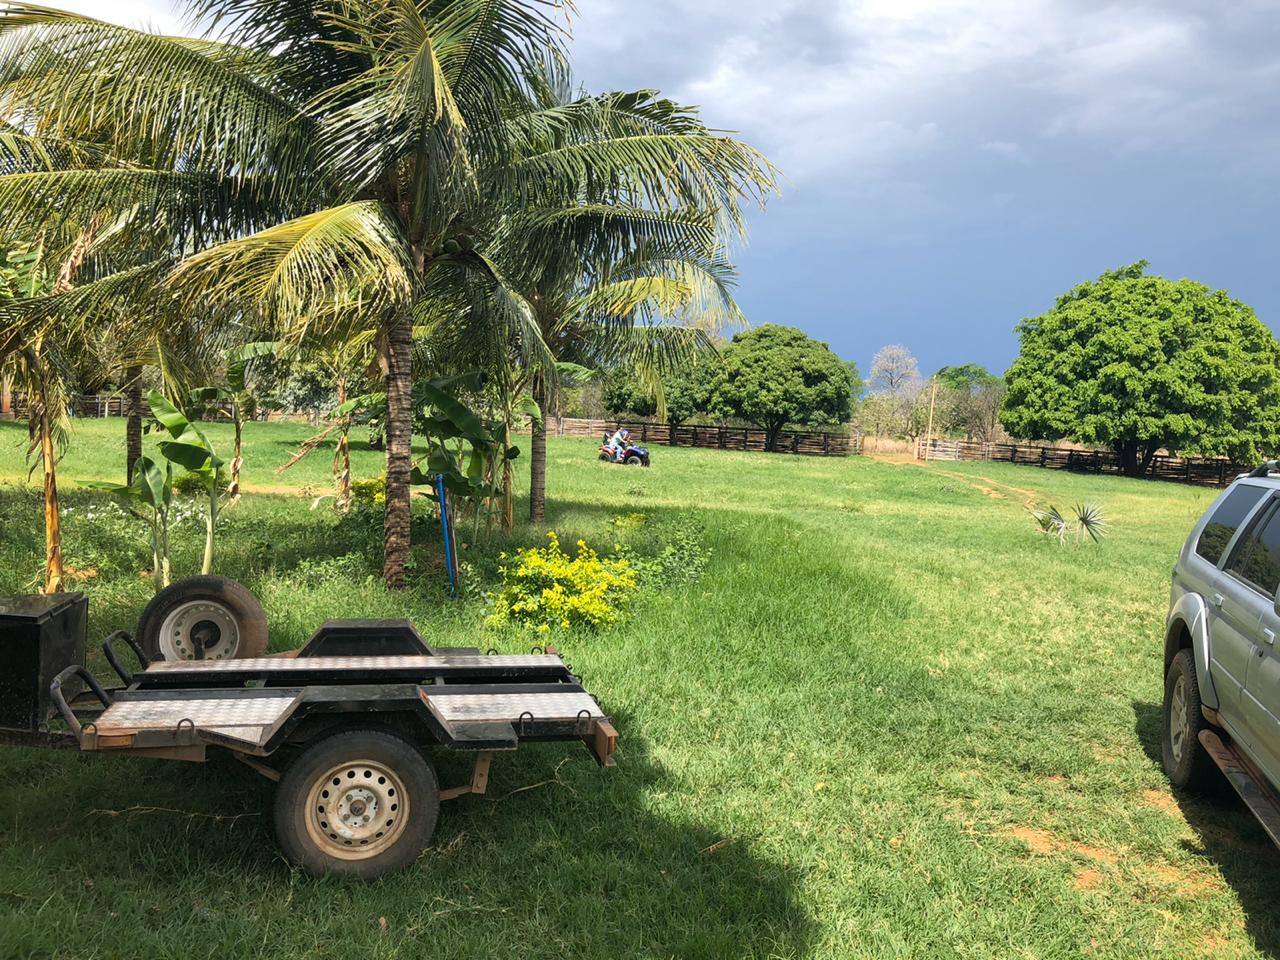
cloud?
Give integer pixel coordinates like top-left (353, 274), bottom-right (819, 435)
top-left (570, 0), bottom-right (1280, 182)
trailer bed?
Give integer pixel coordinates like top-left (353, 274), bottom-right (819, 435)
top-left (60, 643), bottom-right (616, 767)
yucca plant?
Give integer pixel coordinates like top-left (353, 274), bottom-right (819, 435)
top-left (1032, 501), bottom-right (1107, 545)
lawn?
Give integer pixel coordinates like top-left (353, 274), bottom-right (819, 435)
top-left (1, 417), bottom-right (1277, 959)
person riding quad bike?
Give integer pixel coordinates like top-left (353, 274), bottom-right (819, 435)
top-left (606, 428), bottom-right (631, 462)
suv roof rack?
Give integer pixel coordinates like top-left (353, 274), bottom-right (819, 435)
top-left (1247, 461), bottom-right (1280, 478)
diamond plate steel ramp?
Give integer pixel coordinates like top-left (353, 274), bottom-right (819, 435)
top-left (144, 654), bottom-right (566, 674)
top-left (92, 691), bottom-right (302, 750)
top-left (429, 691), bottom-right (603, 722)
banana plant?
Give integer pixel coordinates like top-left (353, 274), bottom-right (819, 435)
top-left (278, 389), bottom-right (385, 512)
top-left (189, 340), bottom-right (277, 502)
top-left (147, 390), bottom-right (222, 574)
top-left (84, 455), bottom-right (174, 589)
top-left (411, 374), bottom-right (523, 541)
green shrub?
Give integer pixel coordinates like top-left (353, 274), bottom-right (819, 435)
top-left (172, 467), bottom-right (227, 496)
top-left (615, 512), bottom-right (710, 587)
top-left (486, 532), bottom-right (637, 633)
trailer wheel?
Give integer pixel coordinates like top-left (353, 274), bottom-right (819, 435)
top-left (135, 575), bottom-right (268, 661)
top-left (275, 729), bottom-right (439, 880)
top-left (1161, 648), bottom-right (1220, 791)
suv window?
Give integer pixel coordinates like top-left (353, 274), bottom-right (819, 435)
top-left (1228, 502), bottom-right (1280, 596)
top-left (1197, 484), bottom-right (1270, 565)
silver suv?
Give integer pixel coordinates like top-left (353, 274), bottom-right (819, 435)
top-left (1164, 471), bottom-right (1280, 811)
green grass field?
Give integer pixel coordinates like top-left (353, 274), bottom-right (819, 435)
top-left (1, 417), bottom-right (1278, 959)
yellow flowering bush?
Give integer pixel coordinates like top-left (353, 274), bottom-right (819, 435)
top-left (350, 476), bottom-right (386, 507)
top-left (486, 532), bottom-right (638, 632)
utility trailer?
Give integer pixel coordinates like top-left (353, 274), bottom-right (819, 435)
top-left (0, 591), bottom-right (617, 879)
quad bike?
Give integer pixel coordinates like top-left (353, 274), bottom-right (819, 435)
top-left (598, 433), bottom-right (651, 467)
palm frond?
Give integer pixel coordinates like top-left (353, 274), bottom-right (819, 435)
top-left (0, 4), bottom-right (311, 186)
top-left (167, 201), bottom-right (414, 332)
top-left (1074, 501), bottom-right (1108, 542)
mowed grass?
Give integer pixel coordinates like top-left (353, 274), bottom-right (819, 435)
top-left (1, 417), bottom-right (1278, 959)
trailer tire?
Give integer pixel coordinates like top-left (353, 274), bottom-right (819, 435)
top-left (274, 729), bottom-right (439, 880)
top-left (135, 575), bottom-right (268, 662)
top-left (1161, 648), bottom-right (1220, 792)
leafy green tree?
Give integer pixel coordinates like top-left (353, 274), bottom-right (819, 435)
top-left (1002, 262), bottom-right (1280, 475)
top-left (706, 325), bottom-right (853, 450)
top-left (934, 363), bottom-right (1005, 441)
top-left (844, 360), bottom-right (865, 400)
top-left (602, 356), bottom-right (716, 427)
top-left (936, 363), bottom-right (998, 390)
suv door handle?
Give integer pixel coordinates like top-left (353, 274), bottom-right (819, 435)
top-left (1211, 593), bottom-right (1225, 608)
top-left (1265, 629), bottom-right (1276, 646)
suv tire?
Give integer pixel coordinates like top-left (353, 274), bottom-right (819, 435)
top-left (1161, 648), bottom-right (1220, 791)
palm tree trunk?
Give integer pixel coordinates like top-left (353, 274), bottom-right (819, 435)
top-left (335, 378), bottom-right (352, 512)
top-left (125, 365), bottom-right (143, 482)
top-left (38, 385), bottom-right (63, 594)
top-left (529, 377), bottom-right (548, 523)
top-left (1, 372), bottom-right (12, 420)
top-left (501, 457), bottom-right (514, 530)
top-left (228, 411), bottom-right (243, 501)
top-left (382, 311), bottom-right (414, 587)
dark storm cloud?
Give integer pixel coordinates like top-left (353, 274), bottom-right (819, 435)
top-left (569, 0), bottom-right (1280, 373)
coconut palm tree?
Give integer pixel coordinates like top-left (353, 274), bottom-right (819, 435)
top-left (0, 238), bottom-right (95, 593)
top-left (426, 72), bottom-right (773, 521)
top-left (0, 2), bottom-right (775, 586)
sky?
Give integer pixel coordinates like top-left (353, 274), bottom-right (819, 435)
top-left (52, 0), bottom-right (1280, 376)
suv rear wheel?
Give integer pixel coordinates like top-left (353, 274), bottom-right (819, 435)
top-left (1161, 648), bottom-right (1220, 791)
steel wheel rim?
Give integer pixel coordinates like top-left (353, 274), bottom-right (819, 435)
top-left (1170, 674), bottom-right (1189, 762)
top-left (305, 759), bottom-right (409, 860)
top-left (157, 600), bottom-right (240, 660)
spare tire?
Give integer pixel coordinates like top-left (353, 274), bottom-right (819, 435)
top-left (136, 575), bottom-right (269, 661)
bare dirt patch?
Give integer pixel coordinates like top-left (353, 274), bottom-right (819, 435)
top-left (1141, 788), bottom-right (1184, 819)
top-left (1141, 862), bottom-right (1224, 897)
top-left (1073, 867), bottom-right (1102, 891)
top-left (1004, 826), bottom-right (1058, 855)
top-left (1073, 844), bottom-right (1118, 866)
top-left (1196, 931), bottom-right (1230, 955)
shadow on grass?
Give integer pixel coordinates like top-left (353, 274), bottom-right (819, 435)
top-left (0, 715), bottom-right (814, 959)
top-left (1133, 700), bottom-right (1280, 958)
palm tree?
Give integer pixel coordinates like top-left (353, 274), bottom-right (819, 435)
top-left (0, 2), bottom-right (775, 585)
top-left (0, 240), bottom-right (89, 593)
top-left (428, 74), bottom-right (775, 522)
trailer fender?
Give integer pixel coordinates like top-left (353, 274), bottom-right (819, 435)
top-left (1166, 593), bottom-right (1218, 710)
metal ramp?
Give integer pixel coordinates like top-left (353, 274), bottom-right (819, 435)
top-left (421, 687), bottom-right (616, 765)
top-left (138, 654), bottom-right (572, 687)
top-left (79, 688), bottom-right (303, 754)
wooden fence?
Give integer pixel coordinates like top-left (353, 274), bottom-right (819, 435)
top-left (917, 438), bottom-right (1250, 486)
top-left (553, 417), bottom-right (860, 457)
